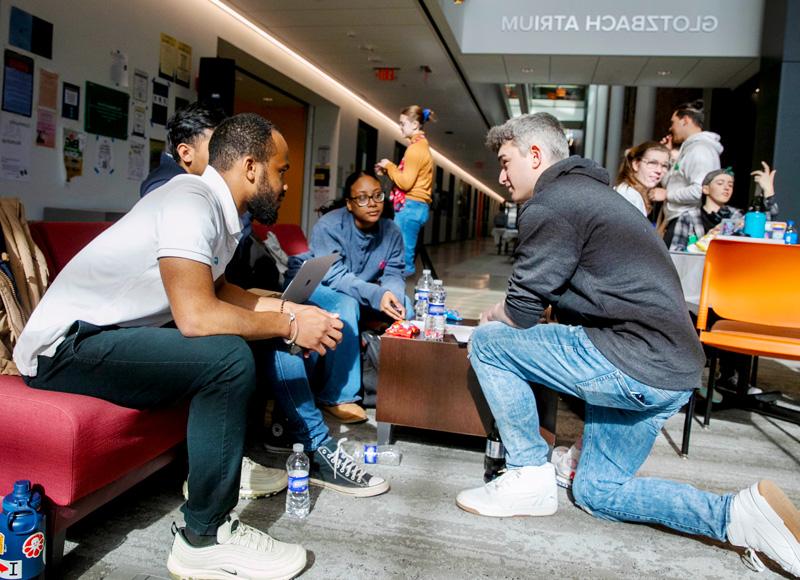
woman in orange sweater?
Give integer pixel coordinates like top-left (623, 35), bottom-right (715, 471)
top-left (376, 105), bottom-right (434, 277)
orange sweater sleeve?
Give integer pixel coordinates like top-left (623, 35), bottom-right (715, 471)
top-left (385, 143), bottom-right (426, 193)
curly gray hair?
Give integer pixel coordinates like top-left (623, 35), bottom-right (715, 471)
top-left (485, 113), bottom-right (569, 162)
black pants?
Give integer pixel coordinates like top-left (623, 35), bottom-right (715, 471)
top-left (26, 321), bottom-right (256, 535)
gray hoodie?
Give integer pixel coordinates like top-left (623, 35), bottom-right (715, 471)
top-left (664, 131), bottom-right (723, 222)
top-left (505, 156), bottom-right (704, 391)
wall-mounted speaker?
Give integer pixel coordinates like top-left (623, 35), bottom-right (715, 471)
top-left (198, 57), bottom-right (236, 116)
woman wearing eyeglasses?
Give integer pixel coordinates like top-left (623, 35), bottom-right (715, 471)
top-left (296, 170), bottom-right (409, 321)
top-left (614, 141), bottom-right (671, 218)
top-left (375, 105), bottom-right (435, 277)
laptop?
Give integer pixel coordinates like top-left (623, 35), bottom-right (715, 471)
top-left (281, 253), bottom-right (339, 304)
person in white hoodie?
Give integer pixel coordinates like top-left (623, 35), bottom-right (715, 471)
top-left (648, 100), bottom-right (723, 247)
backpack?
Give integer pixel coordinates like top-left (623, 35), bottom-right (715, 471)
top-left (0, 198), bottom-right (49, 374)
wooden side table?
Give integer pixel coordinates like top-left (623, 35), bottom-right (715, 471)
top-left (375, 330), bottom-right (557, 446)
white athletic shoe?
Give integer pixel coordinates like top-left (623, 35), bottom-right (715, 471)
top-left (167, 512), bottom-right (306, 580)
top-left (550, 445), bottom-right (580, 489)
top-left (727, 480), bottom-right (800, 575)
top-left (456, 463), bottom-right (558, 518)
top-left (183, 456), bottom-right (288, 500)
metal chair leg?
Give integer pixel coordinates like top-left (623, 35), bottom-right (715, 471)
top-left (704, 353), bottom-right (717, 428)
top-left (681, 390), bottom-right (697, 457)
top-left (750, 356), bottom-right (759, 388)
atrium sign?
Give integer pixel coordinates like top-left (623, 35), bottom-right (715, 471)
top-left (440, 0), bottom-right (763, 57)
top-left (501, 14), bottom-right (719, 34)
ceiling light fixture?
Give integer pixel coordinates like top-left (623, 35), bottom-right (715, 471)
top-left (521, 67), bottom-right (535, 74)
top-left (205, 0), bottom-right (503, 201)
top-left (657, 70), bottom-right (671, 76)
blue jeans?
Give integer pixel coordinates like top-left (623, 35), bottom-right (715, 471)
top-left (394, 199), bottom-right (429, 277)
top-left (263, 285), bottom-right (361, 451)
top-left (468, 322), bottom-right (733, 542)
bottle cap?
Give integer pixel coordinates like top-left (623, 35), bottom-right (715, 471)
top-left (292, 443), bottom-right (304, 453)
top-left (434, 279), bottom-right (443, 284)
top-left (422, 269), bottom-right (431, 274)
top-left (788, 220), bottom-right (795, 226)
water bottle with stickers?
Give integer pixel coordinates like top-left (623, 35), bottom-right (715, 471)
top-left (424, 280), bottom-right (446, 341)
top-left (285, 444), bottom-right (310, 518)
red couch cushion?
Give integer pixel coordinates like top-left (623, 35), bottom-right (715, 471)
top-left (251, 223), bottom-right (309, 256)
top-left (0, 375), bottom-right (187, 506)
top-left (29, 221), bottom-right (113, 278)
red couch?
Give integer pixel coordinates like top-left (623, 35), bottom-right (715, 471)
top-left (0, 220), bottom-right (308, 572)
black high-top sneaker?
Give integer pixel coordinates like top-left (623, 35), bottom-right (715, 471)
top-left (310, 438), bottom-right (390, 497)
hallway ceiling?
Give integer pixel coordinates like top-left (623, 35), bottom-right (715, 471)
top-left (223, 0), bottom-right (760, 194)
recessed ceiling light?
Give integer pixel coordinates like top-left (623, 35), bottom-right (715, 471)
top-left (359, 44), bottom-right (375, 52)
top-left (755, 88), bottom-right (760, 93)
top-left (521, 67), bottom-right (535, 74)
top-left (262, 97), bottom-right (273, 102)
top-left (346, 31), bottom-right (357, 38)
top-left (367, 56), bottom-right (383, 63)
top-left (657, 70), bottom-right (671, 76)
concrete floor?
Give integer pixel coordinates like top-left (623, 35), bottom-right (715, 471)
top-left (58, 239), bottom-right (800, 579)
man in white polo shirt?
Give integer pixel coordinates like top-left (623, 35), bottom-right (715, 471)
top-left (15, 114), bottom-right (340, 579)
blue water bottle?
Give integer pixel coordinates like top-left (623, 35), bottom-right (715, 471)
top-left (785, 220), bottom-right (798, 245)
top-left (1, 480), bottom-right (46, 579)
top-left (743, 195), bottom-right (767, 238)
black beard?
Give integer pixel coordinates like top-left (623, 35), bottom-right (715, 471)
top-left (247, 188), bottom-right (280, 225)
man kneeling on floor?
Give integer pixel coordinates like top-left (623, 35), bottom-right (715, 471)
top-left (456, 112), bottom-right (800, 577)
top-left (15, 113), bottom-right (343, 579)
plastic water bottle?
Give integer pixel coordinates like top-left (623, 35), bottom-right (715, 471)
top-left (285, 443), bottom-right (310, 518)
top-left (483, 427), bottom-right (507, 483)
top-left (424, 280), bottom-right (446, 341)
top-left (414, 269), bottom-right (433, 321)
top-left (342, 440), bottom-right (402, 465)
top-left (785, 220), bottom-right (798, 245)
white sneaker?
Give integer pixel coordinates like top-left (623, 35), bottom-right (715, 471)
top-left (183, 456), bottom-right (288, 500)
top-left (727, 480), bottom-right (800, 575)
top-left (551, 445), bottom-right (580, 489)
top-left (456, 464), bottom-right (558, 518)
top-left (167, 512), bottom-right (306, 580)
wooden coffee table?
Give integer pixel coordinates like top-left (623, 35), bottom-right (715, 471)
top-left (375, 325), bottom-right (557, 446)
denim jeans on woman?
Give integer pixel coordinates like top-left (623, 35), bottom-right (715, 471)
top-left (393, 199), bottom-right (429, 277)
top-left (259, 284), bottom-right (361, 451)
top-left (468, 321), bottom-right (733, 542)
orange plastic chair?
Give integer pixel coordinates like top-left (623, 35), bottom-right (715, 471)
top-left (681, 238), bottom-right (800, 456)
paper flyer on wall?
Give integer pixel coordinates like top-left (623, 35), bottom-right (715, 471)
top-left (94, 136), bottom-right (115, 175)
top-left (132, 104), bottom-right (146, 137)
top-left (63, 128), bottom-right (85, 181)
top-left (38, 69), bottom-right (59, 109)
top-left (0, 114), bottom-right (32, 180)
top-left (35, 107), bottom-right (56, 148)
top-left (159, 33), bottom-right (178, 81)
top-left (127, 141), bottom-right (146, 181)
top-left (133, 69), bottom-right (148, 103)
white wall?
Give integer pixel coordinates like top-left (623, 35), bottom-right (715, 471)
top-left (0, 0), bottom-right (495, 222)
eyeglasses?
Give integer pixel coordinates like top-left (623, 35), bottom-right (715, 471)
top-left (642, 159), bottom-right (671, 171)
top-left (350, 192), bottom-right (385, 206)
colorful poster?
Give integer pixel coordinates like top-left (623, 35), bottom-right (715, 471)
top-left (0, 114), bottom-right (33, 180)
top-left (133, 69), bottom-right (148, 103)
top-left (159, 33), bottom-right (178, 81)
top-left (127, 141), bottom-right (146, 181)
top-left (63, 128), bottom-right (85, 181)
top-left (176, 42), bottom-right (192, 87)
top-left (93, 136), bottom-right (115, 175)
top-left (2, 50), bottom-right (34, 117)
top-left (35, 107), bottom-right (56, 148)
top-left (9, 7), bottom-right (53, 59)
top-left (61, 82), bottom-right (80, 120)
top-left (38, 69), bottom-right (58, 109)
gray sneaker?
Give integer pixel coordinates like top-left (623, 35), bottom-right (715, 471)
top-left (167, 512), bottom-right (306, 580)
top-left (183, 456), bottom-right (287, 500)
top-left (310, 438), bottom-right (389, 497)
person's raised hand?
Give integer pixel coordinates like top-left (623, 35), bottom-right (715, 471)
top-left (648, 187), bottom-right (667, 202)
top-left (751, 161), bottom-right (777, 198)
top-left (660, 134), bottom-right (673, 150)
top-left (380, 291), bottom-right (406, 321)
top-left (292, 306), bottom-right (343, 356)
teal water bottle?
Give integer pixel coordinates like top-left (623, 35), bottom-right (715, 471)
top-left (1, 480), bottom-right (46, 579)
top-left (743, 195), bottom-right (767, 238)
